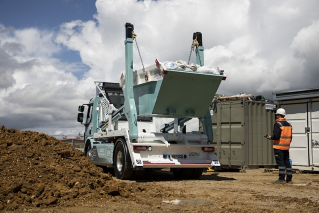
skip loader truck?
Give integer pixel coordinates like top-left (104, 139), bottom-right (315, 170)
top-left (77, 23), bottom-right (227, 180)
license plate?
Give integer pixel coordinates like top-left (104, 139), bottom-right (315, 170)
top-left (171, 154), bottom-right (184, 159)
top-left (212, 160), bottom-right (220, 165)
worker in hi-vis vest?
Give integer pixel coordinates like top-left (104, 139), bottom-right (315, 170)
top-left (267, 108), bottom-right (293, 183)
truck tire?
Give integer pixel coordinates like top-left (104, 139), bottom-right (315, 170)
top-left (172, 168), bottom-right (193, 179)
top-left (114, 138), bottom-right (134, 180)
top-left (190, 168), bottom-right (203, 179)
top-left (85, 142), bottom-right (93, 160)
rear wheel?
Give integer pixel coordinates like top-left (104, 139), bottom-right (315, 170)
top-left (190, 168), bottom-right (203, 179)
top-left (172, 168), bottom-right (193, 179)
top-left (114, 138), bottom-right (134, 180)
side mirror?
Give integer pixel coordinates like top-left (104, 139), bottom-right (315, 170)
top-left (77, 113), bottom-right (84, 123)
top-left (78, 105), bottom-right (84, 112)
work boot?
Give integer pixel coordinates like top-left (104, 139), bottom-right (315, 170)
top-left (273, 179), bottom-right (286, 184)
top-left (286, 180), bottom-right (293, 184)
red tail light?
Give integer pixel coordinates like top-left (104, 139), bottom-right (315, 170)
top-left (202, 147), bottom-right (215, 152)
top-left (133, 146), bottom-right (147, 151)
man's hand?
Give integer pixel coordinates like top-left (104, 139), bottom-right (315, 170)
top-left (266, 135), bottom-right (271, 140)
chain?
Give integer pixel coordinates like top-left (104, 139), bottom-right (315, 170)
top-left (187, 40), bottom-right (195, 65)
top-left (187, 44), bottom-right (193, 65)
top-left (188, 39), bottom-right (202, 66)
top-left (187, 47), bottom-right (193, 65)
top-left (134, 37), bottom-right (145, 74)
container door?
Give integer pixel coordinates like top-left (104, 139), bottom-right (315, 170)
top-left (283, 103), bottom-right (310, 166)
top-left (311, 101), bottom-right (319, 166)
top-left (247, 101), bottom-right (276, 168)
top-left (229, 103), bottom-right (245, 167)
top-left (219, 102), bottom-right (231, 167)
top-left (218, 102), bottom-right (244, 168)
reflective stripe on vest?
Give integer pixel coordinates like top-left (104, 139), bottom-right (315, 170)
top-left (281, 136), bottom-right (292, 139)
top-left (272, 143), bottom-right (290, 147)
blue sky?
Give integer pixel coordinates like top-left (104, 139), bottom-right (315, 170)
top-left (0, 0), bottom-right (319, 137)
top-left (0, 0), bottom-right (97, 29)
top-left (0, 0), bottom-right (95, 78)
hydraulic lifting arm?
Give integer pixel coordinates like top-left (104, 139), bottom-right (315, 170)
top-left (194, 32), bottom-right (204, 66)
top-left (194, 32), bottom-right (213, 142)
top-left (123, 23), bottom-right (138, 141)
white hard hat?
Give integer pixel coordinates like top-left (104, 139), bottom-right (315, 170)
top-left (276, 108), bottom-right (286, 116)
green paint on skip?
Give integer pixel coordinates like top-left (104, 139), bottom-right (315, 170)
top-left (133, 69), bottom-right (223, 118)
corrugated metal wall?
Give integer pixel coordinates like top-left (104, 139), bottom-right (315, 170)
top-left (246, 101), bottom-right (275, 167)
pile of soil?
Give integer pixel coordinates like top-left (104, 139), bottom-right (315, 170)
top-left (0, 126), bottom-right (149, 211)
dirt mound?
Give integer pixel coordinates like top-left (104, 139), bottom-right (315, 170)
top-left (0, 126), bottom-right (147, 211)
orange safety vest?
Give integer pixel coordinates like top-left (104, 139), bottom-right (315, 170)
top-left (273, 118), bottom-right (292, 150)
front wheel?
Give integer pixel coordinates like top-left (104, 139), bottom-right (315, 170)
top-left (114, 138), bottom-right (133, 180)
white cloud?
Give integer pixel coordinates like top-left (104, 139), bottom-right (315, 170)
top-left (270, 4), bottom-right (300, 21)
top-left (4, 28), bottom-right (60, 57)
top-left (291, 19), bottom-right (319, 59)
top-left (0, 26), bottom-right (91, 135)
top-left (289, 19), bottom-right (319, 90)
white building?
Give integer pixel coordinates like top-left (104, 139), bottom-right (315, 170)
top-left (273, 88), bottom-right (319, 170)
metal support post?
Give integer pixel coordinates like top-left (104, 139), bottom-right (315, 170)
top-left (195, 32), bottom-right (204, 66)
top-left (196, 46), bottom-right (204, 66)
top-left (201, 110), bottom-right (213, 142)
top-left (194, 34), bottom-right (213, 142)
top-left (123, 23), bottom-right (138, 141)
top-left (174, 118), bottom-right (179, 133)
top-left (108, 104), bottom-right (114, 131)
